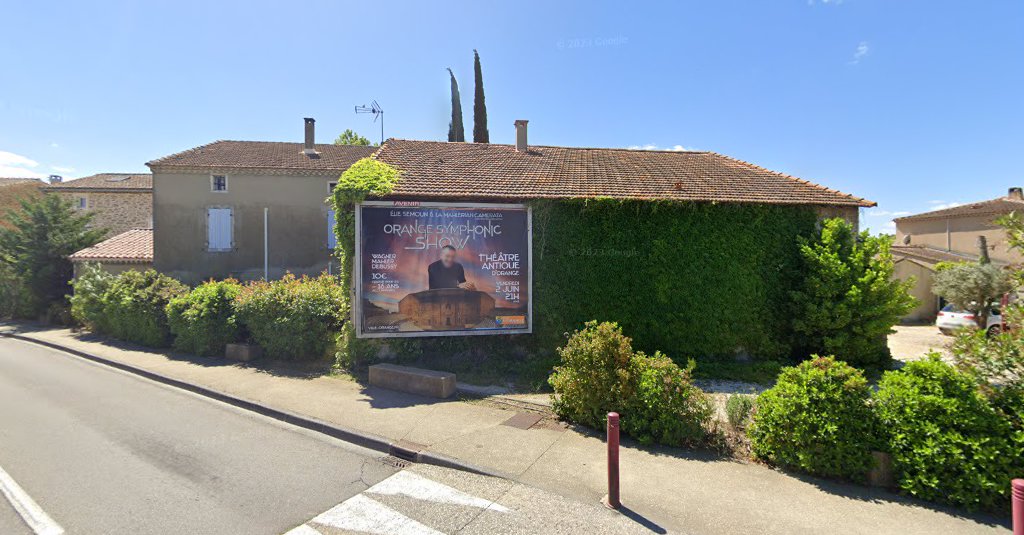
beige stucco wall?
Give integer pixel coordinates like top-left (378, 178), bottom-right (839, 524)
top-left (152, 171), bottom-right (337, 285)
top-left (895, 214), bottom-right (1021, 264)
top-left (56, 191), bottom-right (152, 237)
top-left (893, 258), bottom-right (938, 322)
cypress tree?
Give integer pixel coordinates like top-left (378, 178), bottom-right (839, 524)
top-left (472, 49), bottom-right (489, 143)
top-left (447, 68), bottom-right (465, 142)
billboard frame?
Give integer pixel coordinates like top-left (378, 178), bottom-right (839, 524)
top-left (353, 200), bottom-right (533, 339)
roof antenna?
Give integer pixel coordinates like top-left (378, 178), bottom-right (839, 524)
top-left (354, 100), bottom-right (384, 145)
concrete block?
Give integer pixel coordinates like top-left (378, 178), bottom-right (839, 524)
top-left (369, 364), bottom-right (456, 399)
top-left (225, 343), bottom-right (262, 362)
top-left (867, 451), bottom-right (895, 488)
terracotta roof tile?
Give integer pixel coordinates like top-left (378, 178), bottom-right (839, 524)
top-left (146, 141), bottom-right (377, 173)
top-left (0, 177), bottom-right (43, 187)
top-left (373, 140), bottom-right (874, 207)
top-left (69, 228), bottom-right (153, 263)
top-left (894, 197), bottom-right (1024, 222)
top-left (44, 173), bottom-right (152, 191)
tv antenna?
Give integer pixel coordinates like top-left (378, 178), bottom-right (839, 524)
top-left (354, 100), bottom-right (384, 145)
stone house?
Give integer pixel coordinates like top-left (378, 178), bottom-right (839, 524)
top-left (44, 173), bottom-right (152, 237)
top-left (891, 187), bottom-right (1023, 321)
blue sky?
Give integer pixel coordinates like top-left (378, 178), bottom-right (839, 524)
top-left (1, 1), bottom-right (1021, 234)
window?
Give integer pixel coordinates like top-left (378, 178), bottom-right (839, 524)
top-left (327, 209), bottom-right (336, 249)
top-left (75, 196), bottom-right (88, 210)
top-left (207, 208), bottom-right (232, 251)
top-left (211, 174), bottom-right (228, 192)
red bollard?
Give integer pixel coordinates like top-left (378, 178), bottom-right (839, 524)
top-left (603, 412), bottom-right (621, 510)
top-left (1013, 479), bottom-right (1024, 535)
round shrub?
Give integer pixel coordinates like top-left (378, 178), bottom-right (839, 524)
top-left (625, 352), bottom-right (713, 446)
top-left (874, 355), bottom-right (1017, 511)
top-left (726, 394), bottom-right (756, 430)
top-left (69, 263), bottom-right (116, 332)
top-left (549, 321), bottom-right (636, 430)
top-left (549, 321), bottom-right (711, 446)
top-left (102, 270), bottom-right (188, 347)
top-left (234, 273), bottom-right (346, 361)
top-left (749, 356), bottom-right (879, 480)
top-left (166, 279), bottom-right (243, 357)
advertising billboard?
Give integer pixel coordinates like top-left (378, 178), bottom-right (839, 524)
top-left (354, 201), bottom-right (532, 338)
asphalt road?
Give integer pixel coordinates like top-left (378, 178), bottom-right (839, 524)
top-left (0, 337), bottom-right (398, 535)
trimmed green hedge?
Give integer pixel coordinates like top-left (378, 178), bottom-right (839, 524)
top-left (99, 269), bottom-right (188, 347)
top-left (167, 279), bottom-right (243, 356)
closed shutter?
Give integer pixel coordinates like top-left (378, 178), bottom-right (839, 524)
top-left (327, 209), bottom-right (336, 249)
top-left (207, 208), bottom-right (232, 251)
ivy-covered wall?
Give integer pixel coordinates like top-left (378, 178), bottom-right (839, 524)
top-left (335, 173), bottom-right (820, 376)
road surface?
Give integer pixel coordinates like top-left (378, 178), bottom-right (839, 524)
top-left (0, 337), bottom-right (660, 535)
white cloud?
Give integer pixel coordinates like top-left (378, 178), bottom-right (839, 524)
top-left (930, 202), bottom-right (963, 211)
top-left (850, 41), bottom-right (870, 64)
top-left (50, 142), bottom-right (60, 148)
top-left (0, 150), bottom-right (45, 178)
top-left (626, 144), bottom-right (696, 151)
top-left (808, 0), bottom-right (844, 4)
top-left (50, 165), bottom-right (75, 173)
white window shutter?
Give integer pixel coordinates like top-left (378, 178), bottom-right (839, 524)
top-left (207, 208), bottom-right (232, 250)
top-left (327, 209), bottom-right (336, 249)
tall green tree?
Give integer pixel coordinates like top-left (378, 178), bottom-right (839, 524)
top-left (932, 262), bottom-right (1011, 328)
top-left (472, 49), bottom-right (489, 143)
top-left (789, 217), bottom-right (917, 368)
top-left (446, 67), bottom-right (465, 142)
top-left (0, 194), bottom-right (106, 317)
top-left (333, 129), bottom-right (372, 146)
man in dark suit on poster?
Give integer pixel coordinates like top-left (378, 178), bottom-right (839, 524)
top-left (428, 245), bottom-right (477, 290)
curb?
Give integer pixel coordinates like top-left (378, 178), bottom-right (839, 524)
top-left (0, 331), bottom-right (509, 480)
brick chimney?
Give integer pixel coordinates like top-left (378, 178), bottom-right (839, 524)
top-left (514, 120), bottom-right (528, 152)
top-left (303, 117), bottom-right (318, 155)
top-left (1008, 187), bottom-right (1023, 201)
top-left (48, 174), bottom-right (63, 184)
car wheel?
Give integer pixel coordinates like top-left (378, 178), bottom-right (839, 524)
top-left (987, 325), bottom-right (1003, 337)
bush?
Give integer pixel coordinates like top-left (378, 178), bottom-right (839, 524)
top-left (166, 279), bottom-right (243, 356)
top-left (70, 263), bottom-right (116, 331)
top-left (726, 394), bottom-right (755, 429)
top-left (234, 273), bottom-right (346, 361)
top-left (789, 218), bottom-right (916, 368)
top-left (549, 321), bottom-right (712, 446)
top-left (749, 356), bottom-right (879, 480)
top-left (625, 352), bottom-right (713, 446)
top-left (874, 355), bottom-right (1018, 511)
top-left (101, 270), bottom-right (188, 347)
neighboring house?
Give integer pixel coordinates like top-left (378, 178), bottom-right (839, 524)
top-left (144, 118), bottom-right (871, 284)
top-left (0, 177), bottom-right (43, 187)
top-left (891, 187), bottom-right (1023, 322)
top-left (69, 228), bottom-right (153, 276)
top-left (146, 118), bottom-right (376, 284)
top-left (43, 173), bottom-right (153, 236)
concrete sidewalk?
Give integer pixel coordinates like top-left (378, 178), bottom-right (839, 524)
top-left (0, 323), bottom-right (1009, 534)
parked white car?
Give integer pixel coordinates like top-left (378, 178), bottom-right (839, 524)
top-left (936, 303), bottom-right (1004, 336)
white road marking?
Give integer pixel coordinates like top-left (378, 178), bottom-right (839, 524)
top-left (365, 470), bottom-right (511, 513)
top-left (308, 493), bottom-right (443, 535)
top-left (0, 464), bottom-right (64, 535)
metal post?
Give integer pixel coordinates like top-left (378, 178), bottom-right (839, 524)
top-left (603, 412), bottom-right (621, 509)
top-left (1013, 479), bottom-right (1024, 535)
top-left (263, 207), bottom-right (269, 280)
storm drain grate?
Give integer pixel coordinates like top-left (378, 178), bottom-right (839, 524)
top-left (378, 455), bottom-right (412, 469)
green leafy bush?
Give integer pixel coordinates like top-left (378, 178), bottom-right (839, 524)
top-left (101, 270), bottom-right (188, 347)
top-left (874, 355), bottom-right (1018, 511)
top-left (726, 394), bottom-right (756, 429)
top-left (69, 263), bottom-right (116, 331)
top-left (166, 279), bottom-right (243, 356)
top-left (549, 321), bottom-right (712, 446)
top-left (234, 273), bottom-right (346, 361)
top-left (625, 352), bottom-right (713, 446)
top-left (749, 356), bottom-right (879, 480)
top-left (789, 218), bottom-right (916, 368)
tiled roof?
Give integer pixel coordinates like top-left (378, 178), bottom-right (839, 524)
top-left (146, 141), bottom-right (377, 173)
top-left (44, 173), bottom-right (152, 191)
top-left (373, 140), bottom-right (874, 207)
top-left (895, 197), bottom-right (1024, 222)
top-left (0, 177), bottom-right (42, 187)
top-left (69, 228), bottom-right (153, 263)
top-left (891, 245), bottom-right (987, 266)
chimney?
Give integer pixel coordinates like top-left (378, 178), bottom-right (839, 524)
top-left (514, 120), bottom-right (528, 152)
top-left (1009, 187), bottom-right (1023, 201)
top-left (48, 174), bottom-right (63, 183)
top-left (303, 117), bottom-right (317, 155)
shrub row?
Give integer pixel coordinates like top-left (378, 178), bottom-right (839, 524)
top-left (71, 265), bottom-right (345, 361)
top-left (549, 321), bottom-right (713, 447)
top-left (749, 355), bottom-right (1023, 512)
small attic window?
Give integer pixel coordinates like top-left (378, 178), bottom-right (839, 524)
top-left (211, 175), bottom-right (228, 192)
